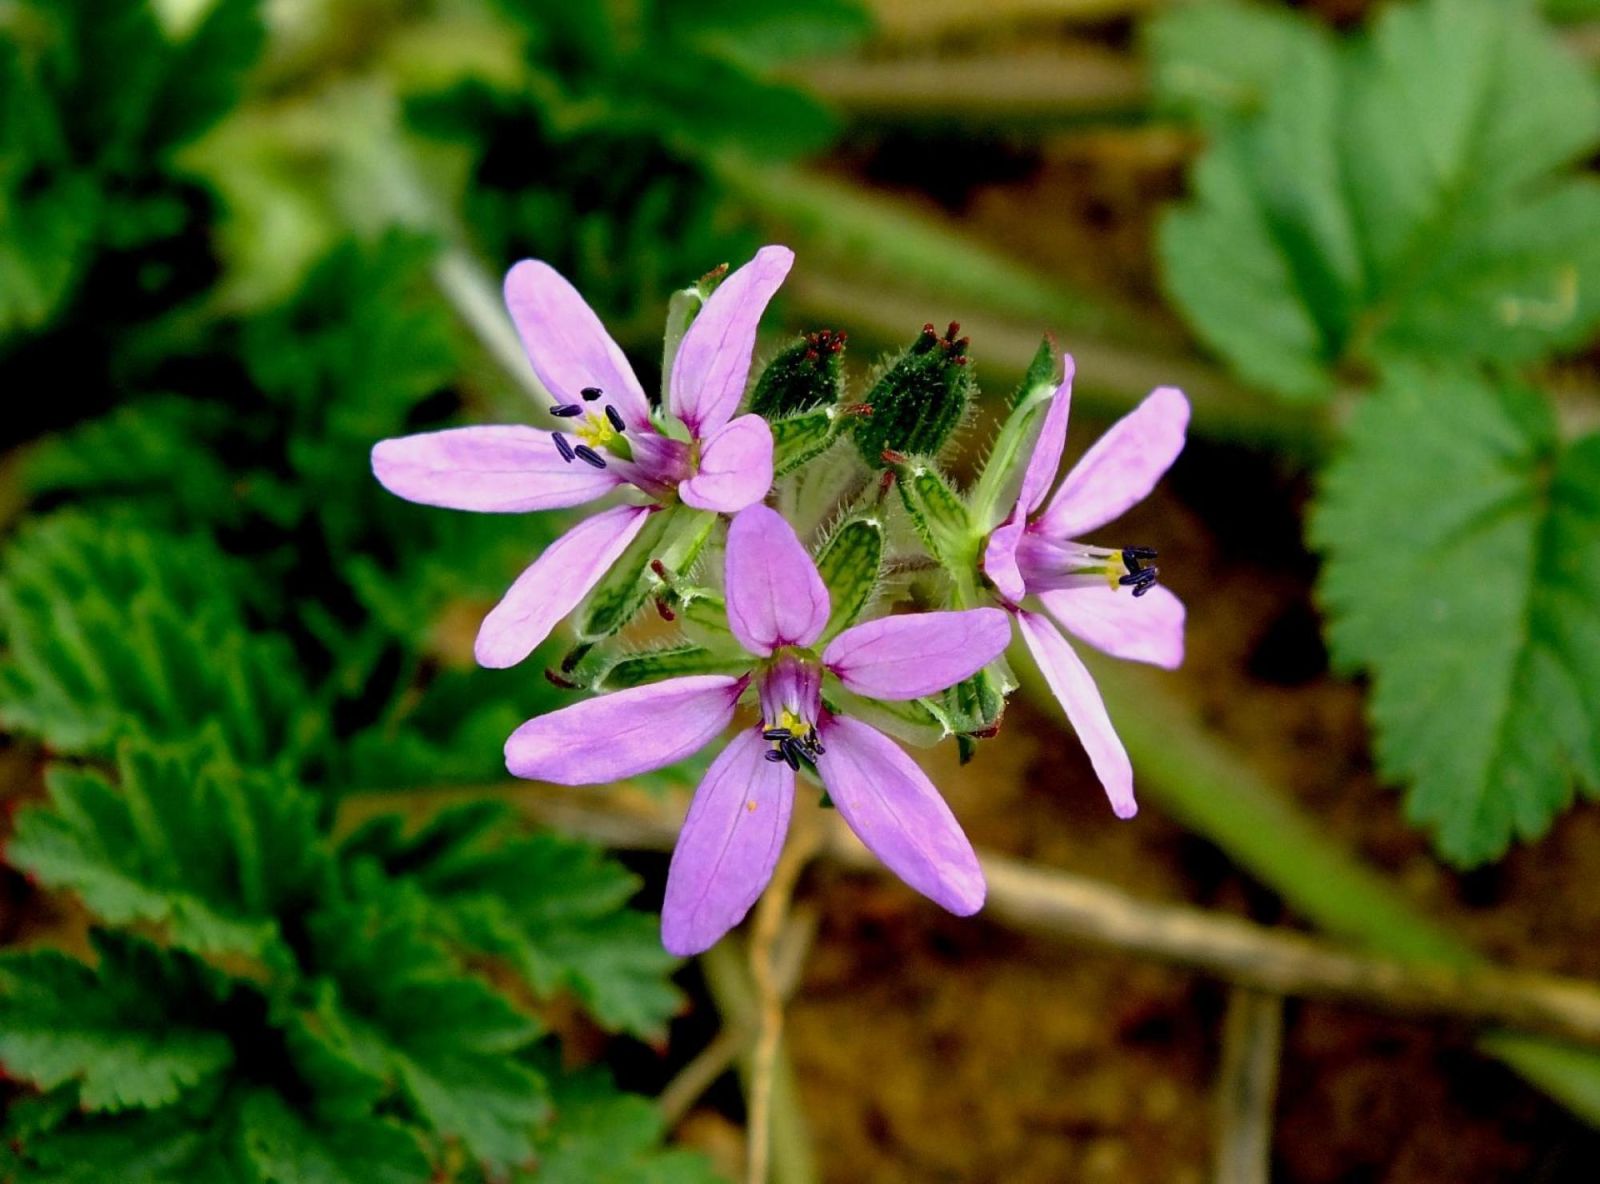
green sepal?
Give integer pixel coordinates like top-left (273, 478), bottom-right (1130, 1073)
top-left (772, 405), bottom-right (844, 477)
top-left (596, 644), bottom-right (750, 691)
top-left (825, 686), bottom-right (950, 748)
top-left (750, 330), bottom-right (846, 419)
top-left (661, 263), bottom-right (729, 389)
top-left (815, 516), bottom-right (884, 644)
top-left (851, 323), bottom-right (974, 465)
top-left (970, 338), bottom-right (1062, 533)
top-left (938, 664), bottom-right (1011, 737)
top-left (894, 460), bottom-right (974, 570)
top-left (573, 506), bottom-right (716, 644)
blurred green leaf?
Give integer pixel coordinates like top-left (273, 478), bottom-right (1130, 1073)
top-left (1312, 368), bottom-right (1600, 864)
top-left (1147, 0), bottom-right (1333, 125)
top-left (0, 0), bottom-right (263, 337)
top-left (0, 514), bottom-right (316, 765)
top-left (0, 933), bottom-right (234, 1112)
top-left (342, 802), bottom-right (682, 1039)
top-left (522, 1062), bottom-right (725, 1184)
top-left (9, 740), bottom-right (325, 963)
top-left (1160, 0), bottom-right (1600, 400)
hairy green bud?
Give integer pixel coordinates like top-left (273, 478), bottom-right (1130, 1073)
top-left (851, 322), bottom-right (973, 466)
top-left (750, 330), bottom-right (846, 419)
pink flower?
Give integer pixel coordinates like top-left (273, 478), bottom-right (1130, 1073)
top-left (505, 505), bottom-right (1011, 955)
top-left (981, 356), bottom-right (1190, 819)
top-left (371, 246), bottom-right (794, 669)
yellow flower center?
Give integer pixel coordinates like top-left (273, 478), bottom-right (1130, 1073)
top-left (576, 411), bottom-right (620, 450)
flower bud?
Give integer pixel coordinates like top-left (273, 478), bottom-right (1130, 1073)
top-left (750, 330), bottom-right (847, 419)
top-left (851, 322), bottom-right (973, 465)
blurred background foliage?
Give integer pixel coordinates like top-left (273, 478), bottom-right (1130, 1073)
top-left (4, 0), bottom-right (1600, 1180)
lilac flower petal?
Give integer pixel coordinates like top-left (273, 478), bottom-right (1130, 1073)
top-left (372, 426), bottom-right (620, 512)
top-left (475, 505), bottom-right (653, 669)
top-left (679, 413), bottom-right (774, 512)
top-left (824, 609), bottom-right (1011, 700)
top-left (816, 716), bottom-right (985, 915)
top-left (1015, 610), bottom-right (1136, 818)
top-left (1013, 355), bottom-right (1076, 518)
top-left (504, 260), bottom-right (652, 424)
top-left (982, 517), bottom-right (1028, 604)
top-left (669, 245), bottom-right (794, 438)
top-left (661, 728), bottom-right (795, 956)
top-left (504, 674), bottom-right (744, 784)
top-left (724, 504), bottom-right (830, 656)
top-left (1039, 584), bottom-right (1186, 671)
top-left (1034, 386), bottom-right (1190, 541)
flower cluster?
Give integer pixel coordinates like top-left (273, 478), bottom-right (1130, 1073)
top-left (373, 247), bottom-right (1189, 954)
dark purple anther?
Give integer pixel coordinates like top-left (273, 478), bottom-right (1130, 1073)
top-left (552, 432), bottom-right (575, 463)
top-left (551, 404), bottom-right (583, 417)
top-left (764, 749), bottom-right (786, 763)
top-left (581, 386), bottom-right (603, 401)
top-left (763, 727), bottom-right (793, 741)
top-left (573, 445), bottom-right (607, 469)
top-left (779, 738), bottom-right (802, 771)
top-left (605, 405), bottom-right (626, 433)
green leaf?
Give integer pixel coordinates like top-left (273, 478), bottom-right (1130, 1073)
top-left (1311, 368), bottom-right (1600, 864)
top-left (8, 1105), bottom-right (247, 1184)
top-left (1160, 0), bottom-right (1600, 401)
top-left (304, 890), bottom-right (548, 1171)
top-left (0, 514), bottom-right (316, 765)
top-left (0, 933), bottom-right (234, 1111)
top-left (522, 1064), bottom-right (724, 1184)
top-left (9, 739), bottom-right (324, 961)
top-left (237, 1090), bottom-right (432, 1184)
top-left (1146, 0), bottom-right (1334, 125)
top-left (342, 803), bottom-right (683, 1039)
top-left (21, 396), bottom-right (239, 526)
top-left (814, 515), bottom-right (883, 644)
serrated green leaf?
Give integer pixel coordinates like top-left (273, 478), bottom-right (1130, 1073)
top-left (521, 1064), bottom-right (724, 1184)
top-left (1160, 0), bottom-right (1600, 401)
top-left (815, 516), bottom-right (883, 644)
top-left (8, 1105), bottom-right (247, 1184)
top-left (9, 739), bottom-right (324, 961)
top-left (342, 804), bottom-right (683, 1039)
top-left (0, 933), bottom-right (234, 1111)
top-left (237, 1090), bottom-right (432, 1184)
top-left (1311, 369), bottom-right (1600, 864)
top-left (305, 890), bottom-right (548, 1170)
top-left (0, 514), bottom-right (316, 766)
